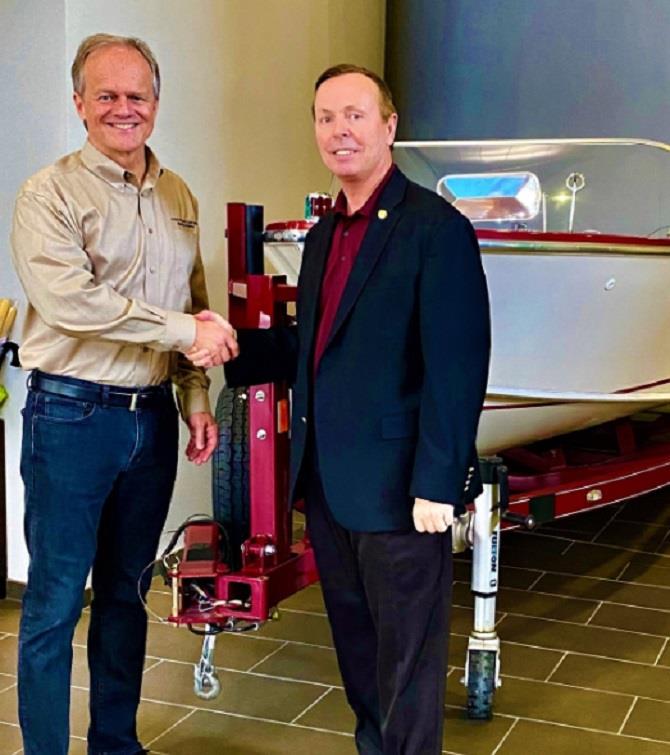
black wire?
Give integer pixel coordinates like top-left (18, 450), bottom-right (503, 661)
top-left (187, 623), bottom-right (226, 636)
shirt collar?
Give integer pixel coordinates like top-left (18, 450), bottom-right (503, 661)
top-left (333, 163), bottom-right (397, 218)
top-left (80, 140), bottom-right (163, 191)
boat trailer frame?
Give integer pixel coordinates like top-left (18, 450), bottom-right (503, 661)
top-left (166, 202), bottom-right (670, 718)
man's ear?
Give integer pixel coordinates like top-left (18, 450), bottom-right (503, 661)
top-left (386, 112), bottom-right (398, 146)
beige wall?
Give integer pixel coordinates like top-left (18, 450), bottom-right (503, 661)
top-left (0, 0), bottom-right (385, 581)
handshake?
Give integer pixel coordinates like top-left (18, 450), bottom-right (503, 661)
top-left (184, 310), bottom-right (239, 369)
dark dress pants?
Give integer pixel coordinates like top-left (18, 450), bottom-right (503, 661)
top-left (305, 461), bottom-right (452, 755)
top-left (18, 380), bottom-right (178, 755)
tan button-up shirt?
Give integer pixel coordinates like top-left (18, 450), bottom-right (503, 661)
top-left (11, 140), bottom-right (211, 417)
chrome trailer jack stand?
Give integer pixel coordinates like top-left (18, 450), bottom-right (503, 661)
top-left (461, 458), bottom-right (506, 720)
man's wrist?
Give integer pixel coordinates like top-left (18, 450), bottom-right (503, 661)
top-left (166, 310), bottom-right (197, 352)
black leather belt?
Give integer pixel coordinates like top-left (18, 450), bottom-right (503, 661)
top-left (30, 370), bottom-right (173, 411)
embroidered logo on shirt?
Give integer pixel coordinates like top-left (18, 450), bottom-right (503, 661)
top-left (171, 217), bottom-right (198, 229)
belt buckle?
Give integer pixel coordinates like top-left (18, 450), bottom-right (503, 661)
top-left (129, 393), bottom-right (138, 412)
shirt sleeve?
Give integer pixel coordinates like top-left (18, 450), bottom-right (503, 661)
top-left (172, 214), bottom-right (212, 418)
top-left (11, 189), bottom-right (196, 353)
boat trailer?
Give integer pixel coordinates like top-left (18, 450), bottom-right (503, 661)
top-left (165, 202), bottom-right (670, 719)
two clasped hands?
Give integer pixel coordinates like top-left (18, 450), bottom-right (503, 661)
top-left (181, 310), bottom-right (454, 531)
top-left (177, 310), bottom-right (238, 466)
top-left (185, 309), bottom-right (238, 368)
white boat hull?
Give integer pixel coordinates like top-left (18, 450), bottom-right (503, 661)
top-left (478, 245), bottom-right (670, 453)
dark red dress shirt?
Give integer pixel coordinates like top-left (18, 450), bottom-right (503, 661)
top-left (313, 165), bottom-right (396, 372)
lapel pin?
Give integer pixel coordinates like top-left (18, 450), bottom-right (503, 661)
top-left (377, 209), bottom-right (388, 220)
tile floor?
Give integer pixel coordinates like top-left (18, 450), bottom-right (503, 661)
top-left (3, 491), bottom-right (670, 753)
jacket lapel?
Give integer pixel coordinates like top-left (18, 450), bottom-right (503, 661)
top-left (324, 169), bottom-right (408, 351)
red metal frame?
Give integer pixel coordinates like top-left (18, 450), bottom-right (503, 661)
top-left (168, 203), bottom-right (317, 627)
top-left (478, 228), bottom-right (670, 247)
top-left (501, 414), bottom-right (670, 527)
top-left (168, 208), bottom-right (670, 627)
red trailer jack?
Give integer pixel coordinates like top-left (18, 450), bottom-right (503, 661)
top-left (166, 203), bottom-right (319, 698)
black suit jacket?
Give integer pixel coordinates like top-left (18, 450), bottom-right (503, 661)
top-left (225, 168), bottom-right (490, 532)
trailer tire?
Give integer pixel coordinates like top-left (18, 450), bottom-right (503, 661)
top-left (466, 649), bottom-right (496, 720)
top-left (212, 386), bottom-right (249, 570)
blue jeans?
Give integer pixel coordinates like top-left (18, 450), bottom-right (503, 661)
top-left (18, 375), bottom-right (178, 754)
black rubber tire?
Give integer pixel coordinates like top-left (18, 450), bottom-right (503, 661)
top-left (466, 649), bottom-right (496, 720)
top-left (212, 386), bottom-right (249, 570)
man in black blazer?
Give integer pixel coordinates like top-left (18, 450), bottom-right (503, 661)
top-left (209, 64), bottom-right (490, 754)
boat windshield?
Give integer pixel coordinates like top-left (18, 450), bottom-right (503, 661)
top-left (394, 139), bottom-right (670, 238)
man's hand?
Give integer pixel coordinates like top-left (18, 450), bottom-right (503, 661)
top-left (185, 411), bottom-right (218, 464)
top-left (185, 310), bottom-right (239, 368)
top-left (413, 498), bottom-right (454, 534)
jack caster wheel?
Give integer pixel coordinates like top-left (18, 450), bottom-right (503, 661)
top-left (466, 649), bottom-right (497, 720)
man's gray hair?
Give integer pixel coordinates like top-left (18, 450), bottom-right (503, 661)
top-left (71, 33), bottom-right (160, 98)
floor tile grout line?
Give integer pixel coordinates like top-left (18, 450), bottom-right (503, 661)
top-left (143, 658), bottom-right (164, 675)
top-left (584, 600), bottom-right (603, 625)
top-left (290, 685), bottom-right (334, 724)
top-left (653, 636), bottom-right (669, 666)
top-left (483, 608), bottom-right (670, 641)
top-left (525, 571), bottom-right (546, 591)
top-left (510, 527), bottom-right (670, 558)
top-left (276, 607), bottom-right (327, 618)
top-left (0, 680), bottom-right (17, 694)
top-left (456, 581), bottom-right (670, 614)
top-left (246, 640), bottom-right (290, 672)
top-left (136, 656), bottom-right (342, 689)
top-left (457, 638), bottom-right (669, 673)
top-left (142, 703), bottom-right (356, 739)
top-left (146, 633), bottom-right (334, 652)
top-left (443, 703), bottom-right (670, 745)
top-left (490, 717), bottom-right (519, 755)
top-left (144, 707), bottom-right (197, 748)
top-left (589, 503), bottom-right (625, 544)
top-left (500, 562), bottom-right (670, 588)
top-left (615, 561), bottom-right (631, 581)
top-left (73, 628), bottom-right (670, 683)
top-left (84, 624), bottom-right (670, 675)
top-left (454, 582), bottom-right (670, 614)
top-left (616, 518), bottom-right (670, 531)
top-left (477, 670), bottom-right (669, 704)
top-left (655, 527), bottom-right (670, 554)
top-left (544, 651), bottom-right (568, 682)
top-left (560, 541), bottom-right (574, 556)
top-left (617, 696), bottom-right (638, 735)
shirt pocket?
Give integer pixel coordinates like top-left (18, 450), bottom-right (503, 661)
top-left (170, 222), bottom-right (199, 309)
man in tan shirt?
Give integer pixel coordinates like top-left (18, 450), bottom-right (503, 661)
top-left (10, 33), bottom-right (236, 755)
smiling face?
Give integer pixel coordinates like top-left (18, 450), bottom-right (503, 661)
top-left (313, 72), bottom-right (397, 196)
top-left (73, 44), bottom-right (158, 177)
